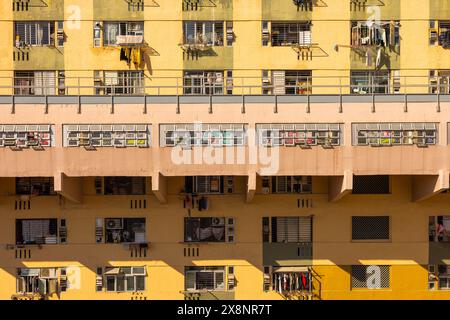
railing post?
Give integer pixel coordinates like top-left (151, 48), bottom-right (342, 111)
top-left (339, 77), bottom-right (343, 113)
top-left (274, 95), bottom-right (278, 113)
top-left (437, 92), bottom-right (441, 113)
top-left (371, 94), bottom-right (375, 113)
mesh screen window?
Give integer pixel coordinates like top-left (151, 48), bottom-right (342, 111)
top-left (351, 265), bottom-right (390, 289)
top-left (353, 175), bottom-right (390, 194)
top-left (352, 216), bottom-right (390, 240)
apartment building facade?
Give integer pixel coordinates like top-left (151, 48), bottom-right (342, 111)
top-left (0, 0), bottom-right (449, 300)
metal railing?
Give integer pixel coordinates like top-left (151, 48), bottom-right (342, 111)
top-left (2, 75), bottom-right (450, 96)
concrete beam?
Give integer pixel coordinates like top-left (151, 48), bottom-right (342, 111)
top-left (152, 172), bottom-right (167, 204)
top-left (412, 170), bottom-right (449, 202)
top-left (54, 173), bottom-right (83, 203)
top-left (246, 172), bottom-right (257, 203)
top-left (328, 170), bottom-right (353, 202)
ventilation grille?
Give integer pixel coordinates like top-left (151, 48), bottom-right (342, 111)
top-left (15, 249), bottom-right (31, 259)
top-left (352, 216), bottom-right (390, 240)
top-left (13, 0), bottom-right (30, 11)
top-left (351, 265), bottom-right (390, 289)
top-left (184, 247), bottom-right (200, 257)
top-left (15, 200), bottom-right (31, 210)
top-left (130, 199), bottom-right (147, 209)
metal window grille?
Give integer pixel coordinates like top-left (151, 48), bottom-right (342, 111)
top-left (14, 21), bottom-right (54, 46)
top-left (271, 217), bottom-right (312, 243)
top-left (351, 265), bottom-right (390, 289)
top-left (351, 70), bottom-right (391, 94)
top-left (184, 217), bottom-right (229, 243)
top-left (0, 124), bottom-right (53, 149)
top-left (352, 175), bottom-right (390, 194)
top-left (183, 21), bottom-right (224, 46)
top-left (103, 21), bottom-right (144, 46)
top-left (271, 176), bottom-right (312, 194)
top-left (185, 266), bottom-right (226, 291)
top-left (16, 219), bottom-right (58, 245)
top-left (271, 22), bottom-right (311, 47)
top-left (14, 71), bottom-right (57, 95)
top-left (352, 216), bottom-right (390, 240)
top-left (16, 177), bottom-right (55, 195)
top-left (183, 71), bottom-right (224, 95)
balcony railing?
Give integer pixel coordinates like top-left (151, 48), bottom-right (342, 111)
top-left (2, 75), bottom-right (450, 96)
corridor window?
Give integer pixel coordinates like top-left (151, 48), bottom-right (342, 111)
top-left (16, 177), bottom-right (55, 196)
top-left (257, 123), bottom-right (341, 147)
top-left (352, 175), bottom-right (390, 194)
top-left (351, 265), bottom-right (390, 289)
top-left (429, 70), bottom-right (450, 94)
top-left (267, 70), bottom-right (312, 95)
top-left (352, 216), bottom-right (390, 240)
top-left (0, 124), bottom-right (53, 149)
top-left (160, 123), bottom-right (246, 147)
top-left (103, 218), bottom-right (146, 244)
top-left (105, 267), bottom-right (146, 292)
top-left (184, 217), bottom-right (235, 243)
top-left (351, 70), bottom-right (391, 94)
top-left (430, 21), bottom-right (450, 48)
top-left (16, 219), bottom-right (58, 245)
top-left (271, 22), bottom-right (311, 47)
top-left (183, 21), bottom-right (224, 46)
top-left (104, 177), bottom-right (146, 195)
top-left (353, 123), bottom-right (437, 146)
top-left (63, 124), bottom-right (150, 148)
top-left (351, 21), bottom-right (400, 47)
top-left (183, 71), bottom-right (224, 95)
top-left (103, 21), bottom-right (144, 46)
top-left (185, 266), bottom-right (226, 291)
top-left (94, 71), bottom-right (144, 95)
top-left (14, 21), bottom-right (55, 46)
top-left (429, 216), bottom-right (450, 242)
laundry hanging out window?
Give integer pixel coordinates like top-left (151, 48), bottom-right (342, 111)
top-left (103, 21), bottom-right (144, 46)
top-left (351, 21), bottom-right (400, 48)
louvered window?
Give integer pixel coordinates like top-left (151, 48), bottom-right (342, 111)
top-left (271, 217), bottom-right (312, 243)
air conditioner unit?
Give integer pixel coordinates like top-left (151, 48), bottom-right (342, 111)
top-left (212, 217), bottom-right (225, 227)
top-left (105, 218), bottom-right (123, 229)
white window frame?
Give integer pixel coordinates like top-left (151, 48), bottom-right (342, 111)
top-left (105, 267), bottom-right (146, 292)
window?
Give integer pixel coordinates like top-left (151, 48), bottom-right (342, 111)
top-left (64, 124), bottom-right (150, 148)
top-left (269, 176), bottom-right (312, 194)
top-left (430, 21), bottom-right (450, 48)
top-left (429, 216), bottom-right (450, 242)
top-left (14, 71), bottom-right (63, 95)
top-left (104, 177), bottom-right (146, 195)
top-left (351, 265), bottom-right (390, 289)
top-left (16, 177), bottom-right (55, 196)
top-left (94, 71), bottom-right (144, 95)
top-left (0, 124), bottom-right (53, 149)
top-left (429, 70), bottom-right (450, 94)
top-left (264, 217), bottom-right (312, 243)
top-left (104, 267), bottom-right (146, 292)
top-left (257, 123), bottom-right (341, 147)
top-left (270, 267), bottom-right (312, 293)
top-left (352, 175), bottom-right (390, 194)
top-left (271, 22), bottom-right (311, 47)
top-left (17, 268), bottom-right (59, 295)
top-left (14, 21), bottom-right (55, 46)
top-left (351, 70), bottom-right (391, 94)
top-left (184, 217), bottom-right (234, 243)
top-left (185, 176), bottom-right (226, 194)
top-left (185, 266), bottom-right (226, 291)
top-left (104, 218), bottom-right (146, 244)
top-left (16, 219), bottom-right (58, 245)
top-left (351, 21), bottom-right (400, 47)
top-left (183, 21), bottom-right (224, 46)
top-left (160, 123), bottom-right (246, 147)
top-left (354, 123), bottom-right (437, 146)
top-left (183, 71), bottom-right (224, 95)
top-left (267, 70), bottom-right (312, 95)
top-left (103, 22), bottom-right (144, 46)
top-left (352, 216), bottom-right (390, 240)
top-left (438, 265), bottom-right (450, 290)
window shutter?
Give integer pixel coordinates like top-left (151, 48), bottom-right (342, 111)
top-left (96, 267), bottom-right (103, 291)
top-left (226, 217), bottom-right (235, 242)
top-left (263, 266), bottom-right (271, 291)
top-left (273, 71), bottom-right (286, 95)
top-left (59, 219), bottom-right (67, 244)
top-left (262, 217), bottom-right (270, 242)
top-left (95, 218), bottom-right (103, 243)
top-left (227, 267), bottom-right (235, 290)
top-left (299, 217), bottom-right (312, 242)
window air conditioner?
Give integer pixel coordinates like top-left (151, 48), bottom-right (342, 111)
top-left (105, 218), bottom-right (123, 229)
